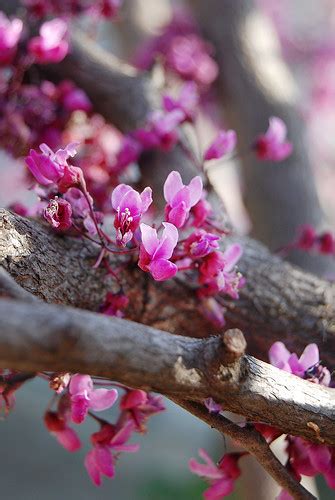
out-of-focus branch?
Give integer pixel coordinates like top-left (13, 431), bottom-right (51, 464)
top-left (188, 0), bottom-right (333, 275)
top-left (0, 298), bottom-right (334, 446)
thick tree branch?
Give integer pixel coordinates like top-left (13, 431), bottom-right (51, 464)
top-left (0, 298), bottom-right (334, 446)
top-left (1, 209), bottom-right (334, 366)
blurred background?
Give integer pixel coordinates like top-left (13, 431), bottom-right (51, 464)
top-left (1, 0), bottom-right (335, 498)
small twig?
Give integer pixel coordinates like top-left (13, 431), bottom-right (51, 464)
top-left (177, 400), bottom-right (315, 500)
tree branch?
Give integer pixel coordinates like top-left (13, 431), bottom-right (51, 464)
top-left (0, 298), bottom-right (333, 446)
top-left (1, 208), bottom-right (334, 365)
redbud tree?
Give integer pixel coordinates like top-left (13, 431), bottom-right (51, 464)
top-left (0, 1), bottom-right (334, 499)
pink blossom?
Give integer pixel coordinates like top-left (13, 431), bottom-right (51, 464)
top-left (120, 390), bottom-right (165, 432)
top-left (189, 449), bottom-right (242, 499)
top-left (268, 342), bottom-right (331, 385)
top-left (296, 225), bottom-right (316, 250)
top-left (139, 222), bottom-right (179, 281)
top-left (204, 130), bottom-right (237, 161)
top-left (163, 82), bottom-right (199, 122)
top-left (63, 187), bottom-right (100, 236)
top-left (287, 437), bottom-right (332, 478)
top-left (25, 142), bottom-right (79, 187)
top-left (199, 245), bottom-right (243, 298)
top-left (254, 117), bottom-right (293, 161)
top-left (111, 184), bottom-right (152, 246)
top-left (192, 198), bottom-right (213, 228)
top-left (114, 136), bottom-right (142, 170)
top-left (100, 0), bottom-right (122, 18)
top-left (135, 110), bottom-right (184, 151)
top-left (28, 19), bottom-right (69, 64)
top-left (164, 171), bottom-right (203, 228)
top-left (69, 374), bottom-right (118, 424)
top-left (0, 12), bottom-right (23, 66)
top-left (44, 410), bottom-right (81, 452)
top-left (44, 197), bottom-right (72, 231)
top-left (85, 420), bottom-right (139, 486)
top-left (62, 87), bottom-right (92, 113)
top-left (166, 34), bottom-right (218, 86)
top-left (100, 291), bottom-right (129, 318)
top-left (184, 230), bottom-right (220, 258)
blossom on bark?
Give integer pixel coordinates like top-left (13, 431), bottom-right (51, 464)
top-left (189, 449), bottom-right (242, 499)
top-left (28, 19), bottom-right (69, 64)
top-left (199, 244), bottom-right (243, 298)
top-left (184, 230), bottom-right (220, 258)
top-left (204, 130), bottom-right (237, 161)
top-left (111, 184), bottom-right (152, 246)
top-left (164, 171), bottom-right (203, 228)
top-left (135, 109), bottom-right (184, 151)
top-left (69, 374), bottom-right (118, 424)
top-left (254, 117), bottom-right (293, 161)
top-left (269, 342), bottom-right (331, 385)
top-left (139, 222), bottom-right (179, 281)
top-left (44, 197), bottom-right (73, 231)
top-left (0, 12), bottom-right (23, 66)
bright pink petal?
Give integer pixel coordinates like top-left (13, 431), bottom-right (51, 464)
top-left (298, 344), bottom-right (319, 371)
top-left (308, 444), bottom-right (331, 473)
top-left (204, 478), bottom-right (234, 499)
top-left (188, 176), bottom-right (203, 206)
top-left (222, 244), bottom-right (242, 272)
top-left (89, 388), bottom-right (118, 411)
top-left (111, 421), bottom-right (135, 447)
top-left (55, 428), bottom-right (81, 452)
top-left (71, 394), bottom-right (90, 424)
top-left (164, 171), bottom-right (184, 205)
top-left (268, 342), bottom-right (291, 369)
top-left (153, 222), bottom-right (178, 260)
top-left (267, 117), bottom-right (287, 142)
top-left (111, 184), bottom-right (132, 210)
top-left (69, 374), bottom-right (93, 396)
top-left (85, 449), bottom-right (101, 486)
top-left (140, 223), bottom-right (159, 256)
top-left (94, 445), bottom-right (115, 478)
top-left (167, 202), bottom-right (188, 228)
top-left (149, 259), bottom-right (178, 281)
top-left (121, 389), bottom-right (148, 410)
top-left (140, 187), bottom-right (153, 213)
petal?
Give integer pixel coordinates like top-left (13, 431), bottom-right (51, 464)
top-left (222, 244), bottom-right (243, 272)
top-left (204, 478), bottom-right (234, 499)
top-left (71, 394), bottom-right (90, 424)
top-left (94, 445), bottom-right (115, 478)
top-left (111, 184), bottom-right (132, 210)
top-left (268, 342), bottom-right (291, 368)
top-left (84, 449), bottom-right (101, 486)
top-left (121, 389), bottom-right (148, 410)
top-left (149, 259), bottom-right (178, 281)
top-left (140, 187), bottom-right (153, 213)
top-left (55, 427), bottom-right (81, 452)
top-left (298, 344), bottom-right (319, 370)
top-left (188, 176), bottom-right (203, 206)
top-left (153, 222), bottom-right (179, 260)
top-left (69, 374), bottom-right (93, 396)
top-left (267, 116), bottom-right (287, 142)
top-left (112, 443), bottom-right (140, 453)
top-left (140, 223), bottom-right (159, 256)
top-left (111, 421), bottom-right (135, 447)
top-left (167, 202), bottom-right (188, 228)
top-left (163, 171), bottom-right (184, 204)
top-left (89, 388), bottom-right (118, 412)
top-left (308, 444), bottom-right (331, 473)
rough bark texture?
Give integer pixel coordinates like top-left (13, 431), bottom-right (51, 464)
top-left (1, 209), bottom-right (334, 366)
top-left (189, 0), bottom-right (334, 276)
top-left (0, 298), bottom-right (333, 446)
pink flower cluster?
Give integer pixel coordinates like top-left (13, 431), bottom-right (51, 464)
top-left (189, 449), bottom-right (244, 499)
top-left (134, 9), bottom-right (218, 87)
top-left (24, 0), bottom-right (122, 19)
top-left (254, 117), bottom-right (293, 162)
top-left (294, 225), bottom-right (335, 256)
top-left (44, 376), bottom-right (164, 487)
top-left (28, 18), bottom-right (69, 64)
top-left (254, 342), bottom-right (334, 499)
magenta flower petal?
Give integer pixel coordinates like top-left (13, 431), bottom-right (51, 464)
top-left (69, 374), bottom-right (93, 395)
top-left (298, 343), bottom-right (319, 371)
top-left (94, 446), bottom-right (115, 478)
top-left (85, 449), bottom-right (102, 486)
top-left (140, 187), bottom-right (153, 212)
top-left (89, 388), bottom-right (118, 412)
top-left (204, 130), bottom-right (237, 161)
top-left (164, 171), bottom-right (184, 205)
top-left (204, 478), bottom-right (234, 500)
top-left (268, 342), bottom-right (291, 369)
top-left (153, 222), bottom-right (179, 260)
top-left (188, 176), bottom-right (203, 206)
top-left (56, 428), bottom-right (81, 452)
top-left (149, 259), bottom-right (178, 281)
top-left (168, 202), bottom-right (188, 228)
top-left (222, 244), bottom-right (243, 272)
top-left (140, 224), bottom-right (160, 256)
top-left (308, 444), bottom-right (332, 473)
